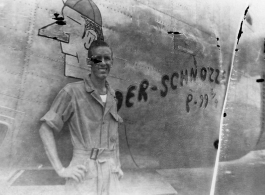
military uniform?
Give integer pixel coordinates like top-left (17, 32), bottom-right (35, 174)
top-left (41, 75), bottom-right (123, 195)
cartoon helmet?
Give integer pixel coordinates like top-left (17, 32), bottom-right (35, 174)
top-left (38, 0), bottom-right (104, 42)
top-left (64, 0), bottom-right (104, 41)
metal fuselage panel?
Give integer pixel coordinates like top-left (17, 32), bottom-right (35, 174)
top-left (0, 0), bottom-right (260, 177)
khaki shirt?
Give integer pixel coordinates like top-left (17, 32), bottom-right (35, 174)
top-left (41, 75), bottom-right (123, 167)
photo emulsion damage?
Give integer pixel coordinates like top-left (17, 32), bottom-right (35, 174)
top-left (0, 0), bottom-right (265, 195)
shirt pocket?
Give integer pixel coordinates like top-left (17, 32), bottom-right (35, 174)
top-left (108, 110), bottom-right (122, 147)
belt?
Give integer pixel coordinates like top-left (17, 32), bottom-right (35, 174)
top-left (73, 148), bottom-right (115, 160)
top-left (73, 148), bottom-right (116, 195)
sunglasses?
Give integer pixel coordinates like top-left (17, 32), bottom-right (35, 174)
top-left (88, 55), bottom-right (112, 64)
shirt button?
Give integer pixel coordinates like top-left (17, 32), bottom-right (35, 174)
top-left (110, 137), bottom-right (116, 142)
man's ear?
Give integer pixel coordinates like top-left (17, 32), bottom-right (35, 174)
top-left (86, 58), bottom-right (93, 66)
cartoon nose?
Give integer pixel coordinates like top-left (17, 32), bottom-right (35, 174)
top-left (38, 22), bottom-right (69, 43)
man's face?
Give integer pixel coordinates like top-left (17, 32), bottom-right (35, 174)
top-left (90, 46), bottom-right (113, 80)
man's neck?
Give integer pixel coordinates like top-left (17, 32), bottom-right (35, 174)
top-left (90, 74), bottom-right (107, 95)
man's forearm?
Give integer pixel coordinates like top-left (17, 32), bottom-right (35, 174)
top-left (39, 123), bottom-right (64, 172)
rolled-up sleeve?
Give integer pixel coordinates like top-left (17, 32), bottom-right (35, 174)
top-left (40, 89), bottom-right (73, 133)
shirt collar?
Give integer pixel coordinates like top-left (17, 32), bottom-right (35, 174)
top-left (84, 74), bottom-right (116, 97)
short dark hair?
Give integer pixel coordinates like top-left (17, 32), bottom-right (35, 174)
top-left (88, 40), bottom-right (112, 58)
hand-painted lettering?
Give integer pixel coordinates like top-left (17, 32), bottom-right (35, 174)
top-left (209, 67), bottom-right (214, 82)
top-left (116, 65), bottom-right (224, 111)
top-left (180, 70), bottom-right (188, 86)
top-left (170, 72), bottom-right (179, 90)
top-left (186, 93), bottom-right (216, 112)
top-left (138, 80), bottom-right (149, 102)
top-left (210, 88), bottom-right (216, 99)
top-left (200, 95), bottom-right (204, 107)
top-left (160, 75), bottom-right (169, 97)
top-left (215, 99), bottom-right (218, 108)
top-left (200, 67), bottom-right (207, 81)
top-left (215, 69), bottom-right (220, 84)
top-left (190, 68), bottom-right (197, 82)
top-left (151, 86), bottom-right (158, 91)
top-left (126, 85), bottom-right (137, 107)
top-left (115, 90), bottom-right (123, 111)
top-left (204, 94), bottom-right (208, 108)
top-left (186, 94), bottom-right (193, 112)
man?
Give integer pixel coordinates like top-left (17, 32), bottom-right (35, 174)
top-left (39, 40), bottom-right (123, 195)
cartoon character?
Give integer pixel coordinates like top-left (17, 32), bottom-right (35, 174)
top-left (38, 0), bottom-right (104, 78)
